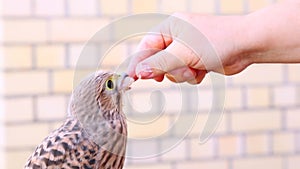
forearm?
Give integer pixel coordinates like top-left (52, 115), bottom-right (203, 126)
top-left (241, 0), bottom-right (300, 64)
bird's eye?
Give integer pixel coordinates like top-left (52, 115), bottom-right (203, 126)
top-left (106, 79), bottom-right (114, 90)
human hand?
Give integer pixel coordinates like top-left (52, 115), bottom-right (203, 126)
top-left (127, 13), bottom-right (252, 84)
top-left (127, 1), bottom-right (300, 84)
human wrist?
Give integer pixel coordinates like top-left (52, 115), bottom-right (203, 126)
top-left (239, 0), bottom-right (300, 64)
top-left (234, 14), bottom-right (269, 65)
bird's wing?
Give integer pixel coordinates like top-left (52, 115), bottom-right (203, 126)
top-left (24, 120), bottom-right (100, 169)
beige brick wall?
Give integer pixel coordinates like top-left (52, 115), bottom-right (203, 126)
top-left (245, 133), bottom-right (269, 155)
top-left (1, 0), bottom-right (300, 169)
top-left (233, 157), bottom-right (283, 169)
top-left (3, 19), bottom-right (48, 43)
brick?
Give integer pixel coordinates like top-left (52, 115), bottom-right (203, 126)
top-left (1, 46), bottom-right (32, 69)
top-left (176, 160), bottom-right (228, 169)
top-left (218, 135), bottom-right (242, 157)
top-left (124, 164), bottom-right (171, 169)
top-left (220, 0), bottom-right (244, 14)
top-left (5, 150), bottom-right (32, 169)
top-left (49, 121), bottom-right (65, 131)
top-left (36, 45), bottom-right (65, 68)
top-left (161, 139), bottom-right (187, 161)
top-left (132, 0), bottom-right (158, 13)
top-left (0, 119), bottom-right (5, 147)
top-left (126, 92), bottom-right (157, 114)
top-left (69, 44), bottom-right (83, 67)
top-left (126, 157), bottom-right (158, 166)
top-left (179, 112), bottom-right (227, 137)
top-left (288, 64), bottom-right (300, 83)
top-left (49, 18), bottom-right (110, 42)
top-left (127, 139), bottom-right (158, 160)
top-left (274, 85), bottom-right (297, 107)
top-left (198, 73), bottom-right (213, 87)
top-left (232, 64), bottom-right (283, 85)
top-left (127, 114), bottom-right (169, 138)
top-left (245, 133), bottom-right (268, 155)
top-left (100, 0), bottom-right (128, 15)
top-left (174, 114), bottom-right (201, 137)
top-left (287, 156), bottom-right (300, 169)
top-left (0, 76), bottom-right (3, 95)
top-left (4, 71), bottom-right (48, 96)
top-left (233, 157), bottom-right (283, 169)
top-left (215, 112), bottom-right (228, 134)
top-left (101, 44), bottom-right (128, 66)
top-left (37, 95), bottom-right (67, 120)
top-left (161, 0), bottom-right (187, 13)
top-left (68, 0), bottom-right (97, 16)
top-left (4, 97), bottom-right (33, 122)
top-left (0, 150), bottom-right (4, 169)
top-left (72, 69), bottom-right (98, 89)
top-left (190, 138), bottom-right (215, 158)
top-left (53, 70), bottom-right (75, 93)
top-left (69, 43), bottom-right (102, 69)
top-left (1, 0), bottom-right (31, 16)
top-left (188, 88), bottom-right (213, 111)
top-left (5, 123), bottom-right (49, 148)
top-left (224, 87), bottom-right (243, 109)
top-left (273, 132), bottom-right (294, 154)
top-left (190, 0), bottom-right (215, 14)
top-left (247, 0), bottom-right (270, 12)
top-left (286, 108), bottom-right (300, 129)
top-left (195, 87), bottom-right (214, 111)
top-left (0, 48), bottom-right (3, 70)
top-left (35, 0), bottom-right (64, 16)
top-left (125, 89), bottom-right (174, 114)
top-left (193, 111), bottom-right (227, 136)
top-left (3, 19), bottom-right (47, 43)
top-left (69, 44), bottom-right (102, 69)
top-left (297, 86), bottom-right (300, 106)
top-left (181, 87), bottom-right (197, 112)
top-left (231, 110), bottom-right (281, 132)
top-left (247, 86), bottom-right (270, 108)
top-left (163, 90), bottom-right (184, 112)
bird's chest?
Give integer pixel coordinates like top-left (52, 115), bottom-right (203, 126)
top-left (74, 119), bottom-right (127, 169)
top-left (89, 115), bottom-right (127, 147)
top-left (93, 118), bottom-right (127, 169)
top-left (107, 117), bottom-right (127, 135)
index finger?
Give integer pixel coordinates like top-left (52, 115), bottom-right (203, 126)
top-left (126, 32), bottom-right (173, 79)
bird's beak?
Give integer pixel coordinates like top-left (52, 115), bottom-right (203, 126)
top-left (117, 73), bottom-right (134, 91)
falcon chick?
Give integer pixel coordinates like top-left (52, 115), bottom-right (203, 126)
top-left (25, 71), bottom-right (134, 169)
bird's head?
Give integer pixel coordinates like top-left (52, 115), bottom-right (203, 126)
top-left (68, 71), bottom-right (134, 121)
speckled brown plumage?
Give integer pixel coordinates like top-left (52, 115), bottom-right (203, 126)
top-left (24, 71), bottom-right (133, 169)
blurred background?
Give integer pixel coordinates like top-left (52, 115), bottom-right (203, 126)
top-left (1, 0), bottom-right (300, 169)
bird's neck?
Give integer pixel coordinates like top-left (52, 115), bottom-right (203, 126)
top-left (101, 108), bottom-right (124, 121)
top-left (63, 117), bottom-right (82, 132)
top-left (69, 109), bottom-right (127, 146)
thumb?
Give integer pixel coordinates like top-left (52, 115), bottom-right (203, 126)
top-left (135, 41), bottom-right (197, 79)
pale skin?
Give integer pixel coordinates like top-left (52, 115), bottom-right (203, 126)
top-left (127, 0), bottom-right (300, 84)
